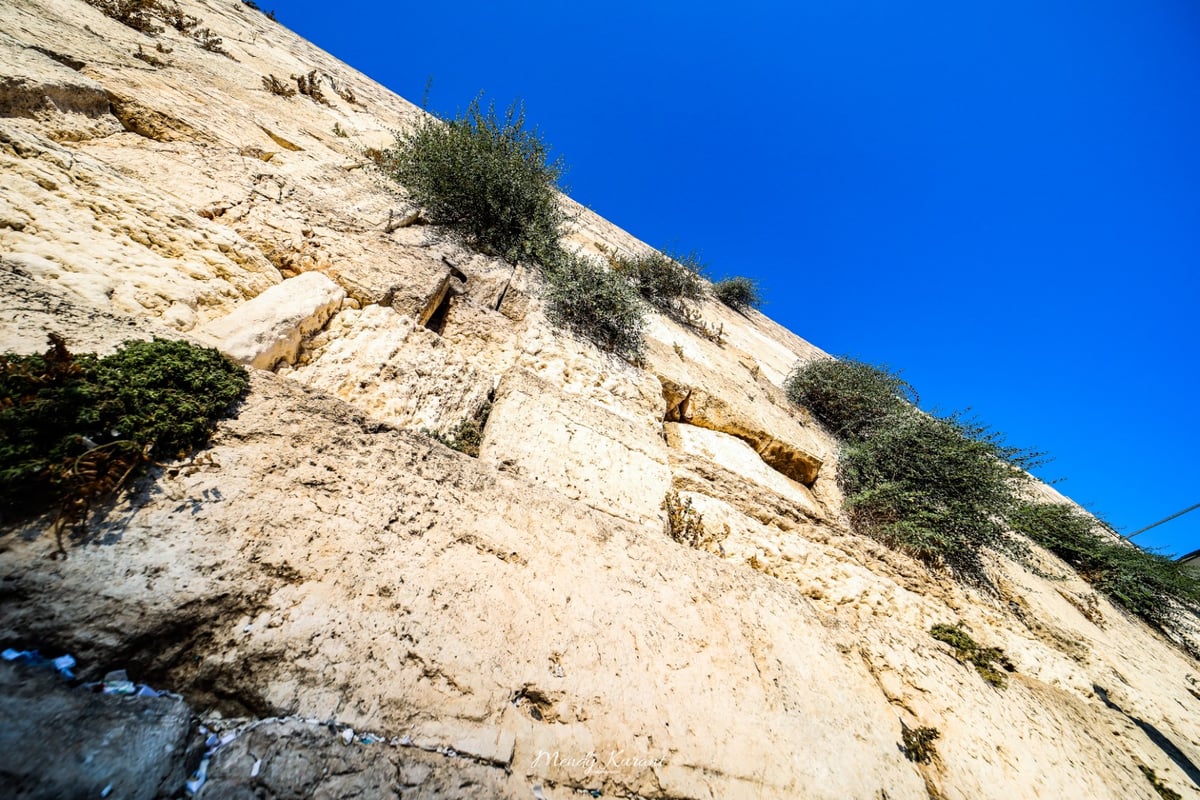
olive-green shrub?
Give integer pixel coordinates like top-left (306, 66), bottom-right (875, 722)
top-left (387, 95), bottom-right (566, 267)
top-left (608, 248), bottom-right (706, 314)
top-left (1, 336), bottom-right (248, 529)
top-left (543, 253), bottom-right (646, 362)
top-left (784, 358), bottom-right (916, 441)
top-left (929, 623), bottom-right (1012, 687)
top-left (1009, 501), bottom-right (1200, 629)
top-left (786, 358), bottom-right (1039, 583)
top-left (712, 276), bottom-right (762, 311)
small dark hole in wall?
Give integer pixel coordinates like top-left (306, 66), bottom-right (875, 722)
top-left (424, 290), bottom-right (452, 335)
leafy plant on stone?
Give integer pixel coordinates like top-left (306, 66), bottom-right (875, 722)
top-left (607, 248), bottom-right (706, 315)
top-left (929, 623), bottom-right (1012, 688)
top-left (262, 74), bottom-right (295, 97)
top-left (86, 0), bottom-right (163, 34)
top-left (192, 28), bottom-right (231, 57)
top-left (664, 491), bottom-right (709, 548)
top-left (784, 358), bottom-right (916, 442)
top-left (424, 400), bottom-right (491, 458)
top-left (132, 45), bottom-right (170, 68)
top-left (712, 276), bottom-right (762, 312)
top-left (543, 252), bottom-right (646, 362)
top-left (295, 70), bottom-right (332, 105)
top-left (1009, 501), bottom-right (1200, 629)
top-left (841, 410), bottom-right (1038, 580)
top-left (0, 335), bottom-right (249, 538)
top-left (387, 95), bottom-right (566, 267)
top-left (786, 357), bottom-right (1042, 584)
top-left (900, 724), bottom-right (940, 764)
top-left (158, 2), bottom-right (198, 32)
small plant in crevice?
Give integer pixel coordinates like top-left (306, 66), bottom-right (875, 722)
top-left (192, 28), bottom-right (232, 58)
top-left (0, 335), bottom-right (249, 542)
top-left (664, 491), bottom-right (709, 548)
top-left (332, 122), bottom-right (349, 138)
top-left (132, 44), bottom-right (169, 67)
top-left (424, 400), bottom-right (492, 458)
top-left (295, 70), bottom-right (332, 106)
top-left (331, 79), bottom-right (359, 106)
top-left (86, 0), bottom-right (163, 34)
top-left (713, 276), bottom-right (762, 312)
top-left (900, 723), bottom-right (940, 764)
top-left (158, 2), bottom-right (198, 32)
top-left (1139, 765), bottom-right (1183, 800)
top-left (262, 74), bottom-right (295, 97)
top-left (930, 623), bottom-right (1013, 688)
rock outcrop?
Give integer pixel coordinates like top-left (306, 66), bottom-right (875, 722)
top-left (2, 2), bottom-right (1199, 799)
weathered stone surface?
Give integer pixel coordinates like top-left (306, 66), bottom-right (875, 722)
top-left (200, 271), bottom-right (344, 370)
top-left (0, 375), bottom-right (929, 799)
top-left (291, 303), bottom-right (495, 433)
top-left (0, 662), bottom-right (200, 800)
top-left (2, 1), bottom-right (1200, 799)
top-left (648, 317), bottom-right (828, 486)
top-left (197, 719), bottom-right (528, 800)
top-left (481, 370), bottom-right (673, 526)
top-left (0, 258), bottom-right (170, 355)
top-left (0, 124), bottom-right (280, 330)
top-left (665, 421), bottom-right (821, 517)
top-left (0, 33), bottom-right (121, 142)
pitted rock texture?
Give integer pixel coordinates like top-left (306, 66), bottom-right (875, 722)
top-left (1, 1), bottom-right (1199, 799)
top-left (195, 719), bottom-right (527, 800)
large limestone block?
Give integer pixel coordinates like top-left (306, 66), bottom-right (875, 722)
top-left (0, 124), bottom-right (280, 328)
top-left (664, 422), bottom-right (821, 517)
top-left (645, 321), bottom-right (827, 486)
top-left (480, 370), bottom-right (672, 526)
top-left (201, 271), bottom-right (344, 369)
top-left (293, 303), bottom-right (495, 432)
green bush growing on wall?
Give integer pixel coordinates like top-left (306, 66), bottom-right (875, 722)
top-left (1009, 501), bottom-right (1200, 629)
top-left (1, 335), bottom-right (249, 531)
top-left (712, 276), bottom-right (762, 312)
top-left (543, 253), bottom-right (646, 362)
top-left (784, 358), bottom-right (917, 442)
top-left (387, 95), bottom-right (566, 267)
top-left (785, 357), bottom-right (1042, 584)
top-left (841, 410), bottom-right (1036, 580)
top-left (608, 248), bottom-right (706, 315)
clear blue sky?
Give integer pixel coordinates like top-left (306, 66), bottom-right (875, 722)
top-left (275, 0), bottom-right (1200, 556)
